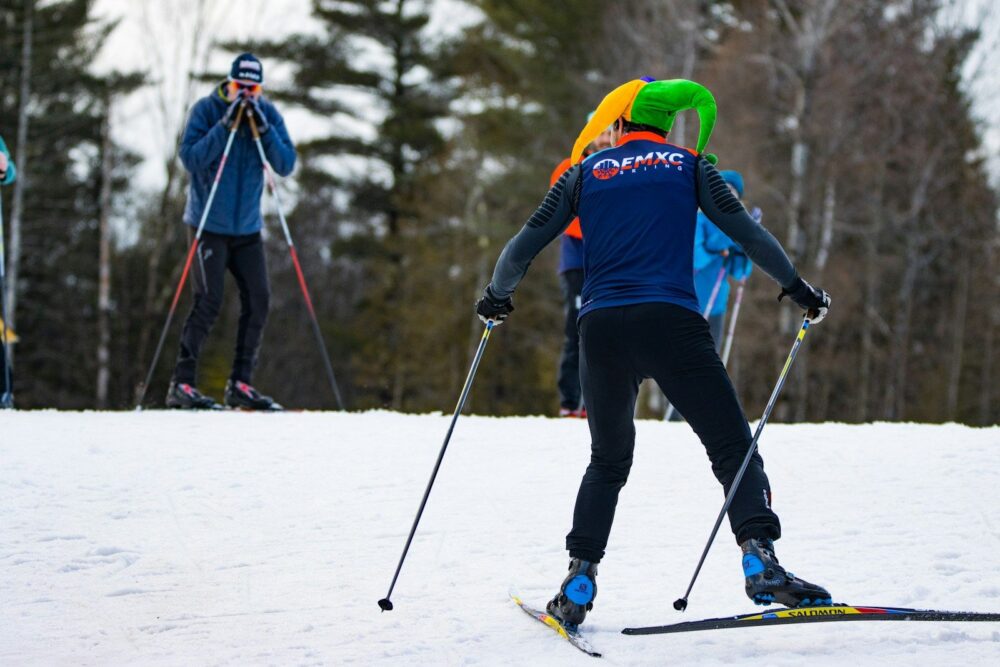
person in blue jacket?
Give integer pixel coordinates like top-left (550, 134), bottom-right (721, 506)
top-left (693, 169), bottom-right (757, 349)
top-left (1, 133), bottom-right (17, 408)
top-left (167, 53), bottom-right (296, 410)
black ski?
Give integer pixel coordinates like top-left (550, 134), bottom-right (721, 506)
top-left (623, 604), bottom-right (1000, 635)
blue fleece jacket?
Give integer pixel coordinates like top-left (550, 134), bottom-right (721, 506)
top-left (180, 86), bottom-right (296, 236)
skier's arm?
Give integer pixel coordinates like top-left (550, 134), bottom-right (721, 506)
top-left (695, 158), bottom-right (797, 289)
top-left (260, 104), bottom-right (297, 176)
top-left (179, 102), bottom-right (229, 173)
top-left (485, 165), bottom-right (581, 302)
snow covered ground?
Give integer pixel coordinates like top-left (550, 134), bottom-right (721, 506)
top-left (1, 411), bottom-right (998, 665)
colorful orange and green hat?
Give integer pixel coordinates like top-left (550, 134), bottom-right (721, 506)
top-left (571, 78), bottom-right (718, 165)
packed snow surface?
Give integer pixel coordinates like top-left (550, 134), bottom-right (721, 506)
top-left (1, 412), bottom-right (998, 665)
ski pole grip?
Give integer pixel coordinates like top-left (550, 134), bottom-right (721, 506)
top-left (248, 111), bottom-right (260, 140)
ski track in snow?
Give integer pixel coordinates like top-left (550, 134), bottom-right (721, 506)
top-left (0, 412), bottom-right (998, 665)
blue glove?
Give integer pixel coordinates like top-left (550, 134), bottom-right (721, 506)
top-left (726, 252), bottom-right (752, 280)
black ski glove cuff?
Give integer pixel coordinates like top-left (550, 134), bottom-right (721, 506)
top-left (778, 276), bottom-right (831, 323)
top-left (475, 284), bottom-right (514, 324)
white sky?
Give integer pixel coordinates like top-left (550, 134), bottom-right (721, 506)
top-left (93, 0), bottom-right (999, 193)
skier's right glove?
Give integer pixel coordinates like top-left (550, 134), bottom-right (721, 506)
top-left (475, 285), bottom-right (514, 325)
top-left (779, 277), bottom-right (830, 324)
top-left (220, 98), bottom-right (244, 130)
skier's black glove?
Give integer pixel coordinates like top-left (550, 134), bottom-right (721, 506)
top-left (779, 277), bottom-right (830, 324)
top-left (475, 285), bottom-right (514, 325)
top-left (248, 97), bottom-right (270, 135)
top-left (220, 98), bottom-right (244, 130)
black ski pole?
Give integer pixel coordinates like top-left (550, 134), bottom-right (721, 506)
top-left (378, 320), bottom-right (496, 611)
top-left (134, 102), bottom-right (247, 409)
top-left (246, 113), bottom-right (344, 409)
top-left (674, 315), bottom-right (812, 612)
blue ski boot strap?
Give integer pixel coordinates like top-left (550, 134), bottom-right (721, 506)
top-left (565, 574), bottom-right (595, 605)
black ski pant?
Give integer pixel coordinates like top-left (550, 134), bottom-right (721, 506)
top-left (173, 229), bottom-right (270, 386)
top-left (566, 302), bottom-right (780, 563)
top-left (557, 269), bottom-right (584, 410)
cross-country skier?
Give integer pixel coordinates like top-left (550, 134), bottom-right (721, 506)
top-left (550, 120), bottom-right (613, 418)
top-left (475, 78), bottom-right (832, 629)
top-left (167, 53), bottom-right (296, 410)
top-left (0, 132), bottom-right (17, 408)
top-left (694, 169), bottom-right (756, 348)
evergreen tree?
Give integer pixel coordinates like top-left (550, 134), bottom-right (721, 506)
top-left (0, 0), bottom-right (140, 407)
top-left (250, 0), bottom-right (454, 409)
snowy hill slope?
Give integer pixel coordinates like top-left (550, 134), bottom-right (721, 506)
top-left (1, 412), bottom-right (998, 665)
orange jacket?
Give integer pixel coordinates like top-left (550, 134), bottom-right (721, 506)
top-left (550, 157), bottom-right (582, 239)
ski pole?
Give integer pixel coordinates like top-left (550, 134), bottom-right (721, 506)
top-left (664, 266), bottom-right (727, 420)
top-left (673, 315), bottom-right (812, 612)
top-left (0, 189), bottom-right (12, 407)
top-left (719, 277), bottom-right (747, 367)
top-left (378, 320), bottom-right (496, 611)
top-left (247, 113), bottom-right (344, 409)
top-left (135, 102), bottom-right (247, 408)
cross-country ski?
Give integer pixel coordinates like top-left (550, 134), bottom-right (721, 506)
top-left (511, 591), bottom-right (602, 657)
top-left (623, 604), bottom-right (1000, 635)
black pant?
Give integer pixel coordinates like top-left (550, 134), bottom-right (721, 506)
top-left (557, 269), bottom-right (584, 410)
top-left (566, 302), bottom-right (780, 563)
top-left (173, 230), bottom-right (270, 385)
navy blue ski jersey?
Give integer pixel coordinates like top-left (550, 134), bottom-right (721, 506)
top-left (578, 132), bottom-right (701, 317)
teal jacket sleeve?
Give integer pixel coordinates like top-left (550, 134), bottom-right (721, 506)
top-left (0, 135), bottom-right (16, 185)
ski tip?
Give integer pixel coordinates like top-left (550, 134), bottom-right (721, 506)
top-left (377, 598), bottom-right (393, 612)
top-left (673, 598), bottom-right (688, 611)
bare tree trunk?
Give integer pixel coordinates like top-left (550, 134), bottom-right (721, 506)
top-left (814, 177), bottom-right (835, 273)
top-left (96, 99), bottom-right (113, 408)
top-left (884, 240), bottom-right (920, 420)
top-left (6, 0), bottom-right (33, 366)
top-left (979, 241), bottom-right (997, 424)
top-left (857, 232), bottom-right (879, 421)
top-left (944, 251), bottom-right (970, 421)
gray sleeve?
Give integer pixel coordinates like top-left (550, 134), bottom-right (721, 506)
top-left (696, 157), bottom-right (799, 289)
top-left (487, 165), bottom-right (581, 301)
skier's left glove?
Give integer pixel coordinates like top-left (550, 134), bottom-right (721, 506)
top-left (475, 285), bottom-right (514, 325)
top-left (779, 276), bottom-right (830, 324)
top-left (248, 98), bottom-right (270, 135)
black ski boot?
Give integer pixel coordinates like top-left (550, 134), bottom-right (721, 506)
top-left (546, 558), bottom-right (598, 631)
top-left (165, 382), bottom-right (222, 410)
top-left (224, 380), bottom-right (283, 411)
top-left (741, 537), bottom-right (832, 607)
